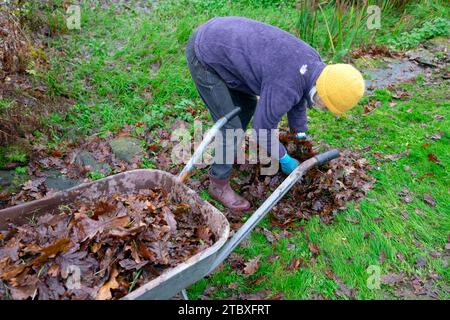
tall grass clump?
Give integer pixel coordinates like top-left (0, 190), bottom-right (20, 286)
top-left (295, 0), bottom-right (425, 61)
top-left (296, 0), bottom-right (369, 61)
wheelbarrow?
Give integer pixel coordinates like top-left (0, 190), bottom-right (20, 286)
top-left (0, 108), bottom-right (340, 300)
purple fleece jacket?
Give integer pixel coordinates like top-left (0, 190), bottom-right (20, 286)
top-left (194, 16), bottom-right (326, 158)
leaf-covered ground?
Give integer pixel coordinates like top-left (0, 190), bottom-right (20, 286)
top-left (1, 0), bottom-right (449, 299)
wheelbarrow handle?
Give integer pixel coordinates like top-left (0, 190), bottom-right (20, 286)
top-left (178, 107), bottom-right (241, 183)
top-left (207, 149), bottom-right (340, 274)
top-left (224, 107), bottom-right (241, 121)
top-left (315, 149), bottom-right (340, 166)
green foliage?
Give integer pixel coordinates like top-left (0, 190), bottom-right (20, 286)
top-left (0, 99), bottom-right (13, 110)
top-left (176, 17), bottom-right (196, 44)
top-left (416, 73), bottom-right (425, 85)
top-left (6, 150), bottom-right (27, 163)
top-left (189, 0), bottom-right (295, 11)
top-left (141, 158), bottom-right (156, 169)
top-left (0, 146), bottom-right (28, 168)
top-left (87, 171), bottom-right (106, 181)
top-left (14, 166), bottom-right (28, 174)
top-left (379, 0), bottom-right (416, 11)
top-left (389, 18), bottom-right (450, 49)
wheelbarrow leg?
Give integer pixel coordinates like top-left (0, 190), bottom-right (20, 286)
top-left (181, 289), bottom-right (189, 300)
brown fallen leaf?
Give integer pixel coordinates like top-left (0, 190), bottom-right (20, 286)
top-left (248, 276), bottom-right (266, 286)
top-left (345, 216), bottom-right (360, 224)
top-left (415, 256), bottom-right (427, 268)
top-left (195, 225), bottom-right (212, 242)
top-left (423, 194), bottom-right (436, 207)
top-left (149, 241), bottom-right (170, 265)
top-left (287, 257), bottom-right (305, 271)
top-left (239, 290), bottom-right (271, 300)
top-left (174, 203), bottom-right (190, 215)
top-left (401, 196), bottom-right (413, 203)
top-left (0, 241), bottom-right (20, 261)
top-left (228, 282), bottom-right (238, 289)
top-left (32, 238), bottom-right (71, 266)
top-left (266, 255), bottom-right (279, 263)
top-left (384, 150), bottom-right (410, 161)
top-left (9, 275), bottom-right (39, 300)
top-left (324, 269), bottom-right (335, 279)
top-left (96, 267), bottom-right (120, 300)
top-left (0, 264), bottom-right (28, 280)
top-left (429, 251), bottom-right (441, 259)
top-left (228, 253), bottom-right (245, 271)
top-left (427, 153), bottom-right (441, 164)
top-left (308, 243), bottom-right (320, 256)
top-left (138, 242), bottom-right (156, 262)
top-left (162, 207), bottom-right (177, 233)
top-left (91, 242), bottom-right (102, 254)
top-left (398, 188), bottom-right (414, 203)
top-left (108, 222), bottom-right (146, 238)
top-left (381, 273), bottom-right (403, 284)
top-left (396, 252), bottom-right (405, 261)
top-left (78, 216), bottom-right (130, 241)
top-left (92, 200), bottom-right (116, 220)
top-left (118, 259), bottom-right (148, 271)
top-left (260, 227), bottom-right (277, 244)
top-left (429, 131), bottom-right (444, 141)
top-left (267, 292), bottom-right (284, 300)
top-left (379, 251), bottom-right (386, 264)
top-left (334, 277), bottom-right (356, 299)
top-left (243, 255), bottom-right (261, 276)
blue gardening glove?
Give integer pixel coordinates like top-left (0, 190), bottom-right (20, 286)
top-left (279, 153), bottom-right (300, 175)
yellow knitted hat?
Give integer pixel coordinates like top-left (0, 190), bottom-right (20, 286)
top-left (316, 64), bottom-right (365, 115)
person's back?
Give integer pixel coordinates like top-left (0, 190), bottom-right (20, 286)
top-left (194, 16), bottom-right (325, 99)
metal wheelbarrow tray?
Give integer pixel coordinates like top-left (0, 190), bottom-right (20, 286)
top-left (0, 169), bottom-right (230, 300)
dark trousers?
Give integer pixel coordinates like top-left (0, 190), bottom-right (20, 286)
top-left (186, 31), bottom-right (257, 179)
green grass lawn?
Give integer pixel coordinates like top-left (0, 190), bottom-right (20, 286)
top-left (13, 0), bottom-right (450, 299)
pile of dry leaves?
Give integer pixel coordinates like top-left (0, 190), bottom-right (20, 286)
top-left (350, 44), bottom-right (402, 59)
top-left (0, 188), bottom-right (215, 300)
top-left (230, 133), bottom-right (375, 225)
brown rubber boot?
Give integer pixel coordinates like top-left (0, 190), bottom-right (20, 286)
top-left (208, 174), bottom-right (251, 211)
